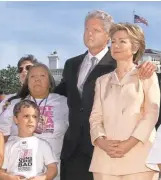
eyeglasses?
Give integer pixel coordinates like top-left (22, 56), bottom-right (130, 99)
top-left (17, 65), bottom-right (32, 73)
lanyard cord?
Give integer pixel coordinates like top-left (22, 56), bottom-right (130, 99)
top-left (30, 94), bottom-right (49, 120)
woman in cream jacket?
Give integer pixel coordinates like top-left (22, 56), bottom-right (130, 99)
top-left (89, 23), bottom-right (160, 180)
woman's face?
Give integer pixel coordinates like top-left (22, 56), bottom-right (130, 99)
top-left (28, 67), bottom-right (50, 98)
top-left (18, 61), bottom-right (34, 85)
top-left (111, 30), bottom-right (135, 62)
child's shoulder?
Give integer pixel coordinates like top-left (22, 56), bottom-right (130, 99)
top-left (5, 136), bottom-right (20, 149)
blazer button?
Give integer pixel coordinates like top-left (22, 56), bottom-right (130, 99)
top-left (80, 108), bottom-right (83, 112)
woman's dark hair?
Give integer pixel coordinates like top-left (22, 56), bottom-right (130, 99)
top-left (4, 63), bottom-right (55, 109)
top-left (17, 54), bottom-right (38, 68)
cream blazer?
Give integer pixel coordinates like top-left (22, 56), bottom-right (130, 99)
top-left (89, 68), bottom-right (160, 175)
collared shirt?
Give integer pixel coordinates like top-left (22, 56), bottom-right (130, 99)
top-left (113, 66), bottom-right (136, 85)
top-left (77, 46), bottom-right (108, 90)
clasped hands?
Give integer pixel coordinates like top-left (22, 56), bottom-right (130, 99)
top-left (95, 136), bottom-right (139, 158)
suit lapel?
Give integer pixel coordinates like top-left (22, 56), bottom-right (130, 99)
top-left (75, 52), bottom-right (87, 84)
top-left (70, 52), bottom-right (87, 98)
top-left (85, 50), bottom-right (116, 84)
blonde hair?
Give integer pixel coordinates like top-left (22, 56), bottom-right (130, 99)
top-left (109, 23), bottom-right (145, 63)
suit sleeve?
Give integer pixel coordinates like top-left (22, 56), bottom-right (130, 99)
top-left (132, 73), bottom-right (160, 143)
top-left (89, 78), bottom-right (106, 145)
top-left (54, 60), bottom-right (68, 97)
top-left (155, 73), bottom-right (161, 130)
top-left (156, 99), bottom-right (161, 130)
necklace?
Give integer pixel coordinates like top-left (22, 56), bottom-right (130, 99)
top-left (116, 66), bottom-right (135, 80)
top-left (31, 94), bottom-right (49, 123)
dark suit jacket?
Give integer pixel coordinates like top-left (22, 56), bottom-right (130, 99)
top-left (54, 50), bottom-right (116, 159)
top-left (156, 73), bottom-right (161, 130)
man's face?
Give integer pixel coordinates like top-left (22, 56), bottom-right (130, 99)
top-left (84, 18), bottom-right (109, 53)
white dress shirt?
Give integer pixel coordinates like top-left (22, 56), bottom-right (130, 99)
top-left (77, 46), bottom-right (108, 90)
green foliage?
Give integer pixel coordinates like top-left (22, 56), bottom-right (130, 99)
top-left (0, 65), bottom-right (21, 94)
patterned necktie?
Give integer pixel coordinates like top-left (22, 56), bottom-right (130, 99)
top-left (86, 56), bottom-right (97, 78)
top-left (79, 57), bottom-right (97, 93)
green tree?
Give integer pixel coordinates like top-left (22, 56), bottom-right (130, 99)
top-left (0, 65), bottom-right (21, 94)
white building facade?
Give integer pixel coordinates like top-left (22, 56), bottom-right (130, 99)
top-left (48, 51), bottom-right (63, 84)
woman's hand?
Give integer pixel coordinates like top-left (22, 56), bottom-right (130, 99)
top-left (95, 136), bottom-right (139, 158)
top-left (95, 137), bottom-right (120, 157)
top-left (113, 137), bottom-right (139, 158)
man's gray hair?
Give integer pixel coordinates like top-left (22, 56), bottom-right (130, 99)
top-left (85, 10), bottom-right (114, 33)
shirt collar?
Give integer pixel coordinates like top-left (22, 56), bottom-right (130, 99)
top-left (111, 66), bottom-right (138, 85)
top-left (88, 46), bottom-right (108, 63)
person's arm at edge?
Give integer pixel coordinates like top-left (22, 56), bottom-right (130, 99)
top-left (0, 132), bottom-right (4, 168)
top-left (0, 169), bottom-right (22, 180)
top-left (89, 77), bottom-right (106, 145)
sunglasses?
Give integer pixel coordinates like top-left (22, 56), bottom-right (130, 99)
top-left (17, 65), bottom-right (32, 73)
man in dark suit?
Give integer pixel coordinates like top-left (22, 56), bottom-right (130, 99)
top-left (55, 10), bottom-right (156, 180)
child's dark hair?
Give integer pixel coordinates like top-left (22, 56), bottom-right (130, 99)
top-left (13, 100), bottom-right (40, 117)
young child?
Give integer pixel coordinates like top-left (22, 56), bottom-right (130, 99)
top-left (0, 100), bottom-right (58, 180)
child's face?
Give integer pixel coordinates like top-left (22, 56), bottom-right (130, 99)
top-left (14, 107), bottom-right (39, 136)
